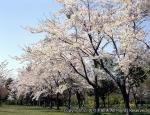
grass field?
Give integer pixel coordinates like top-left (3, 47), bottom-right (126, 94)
top-left (0, 105), bottom-right (149, 115)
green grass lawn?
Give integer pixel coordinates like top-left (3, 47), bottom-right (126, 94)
top-left (0, 105), bottom-right (149, 115)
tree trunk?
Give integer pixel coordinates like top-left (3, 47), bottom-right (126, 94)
top-left (93, 60), bottom-right (100, 114)
top-left (38, 99), bottom-right (41, 106)
top-left (20, 99), bottom-right (23, 105)
top-left (0, 95), bottom-right (1, 106)
top-left (94, 87), bottom-right (100, 114)
top-left (56, 93), bottom-right (60, 110)
top-left (44, 100), bottom-right (46, 107)
top-left (107, 93), bottom-right (110, 109)
top-left (133, 93), bottom-right (138, 108)
top-left (120, 85), bottom-right (132, 115)
top-left (68, 89), bottom-right (71, 110)
top-left (101, 96), bottom-right (106, 108)
top-left (76, 91), bottom-right (81, 109)
top-left (50, 94), bottom-right (53, 109)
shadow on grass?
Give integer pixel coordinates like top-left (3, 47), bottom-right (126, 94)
top-left (1, 105), bottom-right (149, 115)
top-left (132, 113), bottom-right (150, 115)
top-left (0, 110), bottom-right (18, 113)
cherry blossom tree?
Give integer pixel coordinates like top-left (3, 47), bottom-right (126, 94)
top-left (141, 0), bottom-right (150, 16)
top-left (0, 61), bottom-right (10, 105)
top-left (24, 0), bottom-right (150, 115)
top-left (15, 40), bottom-right (89, 109)
top-left (0, 61), bottom-right (9, 86)
top-left (7, 79), bottom-right (18, 103)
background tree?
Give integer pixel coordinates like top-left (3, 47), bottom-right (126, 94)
top-left (0, 61), bottom-right (10, 105)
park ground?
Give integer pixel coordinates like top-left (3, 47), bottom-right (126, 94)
top-left (0, 105), bottom-right (149, 115)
